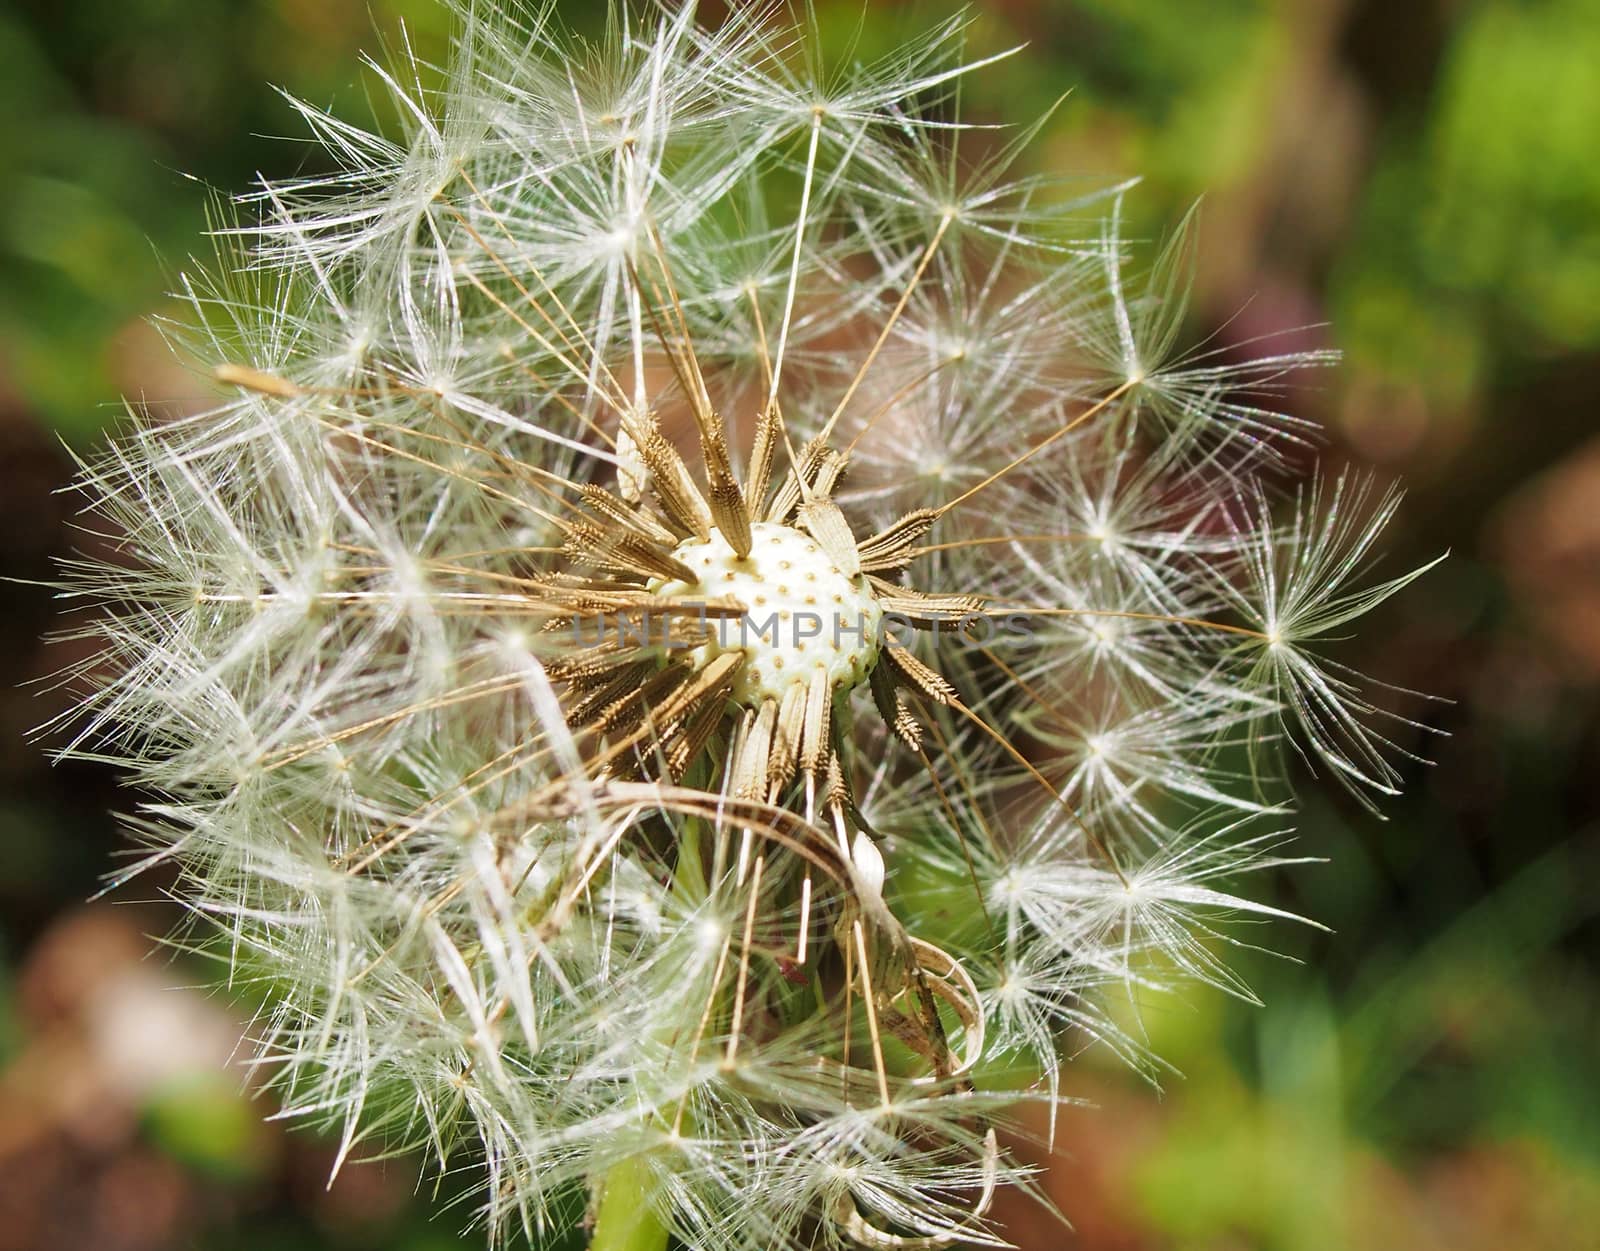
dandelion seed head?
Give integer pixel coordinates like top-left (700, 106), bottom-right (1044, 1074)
top-left (45, 3), bottom-right (1441, 1246)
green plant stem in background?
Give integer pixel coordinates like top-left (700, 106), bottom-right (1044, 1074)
top-left (585, 823), bottom-right (697, 1251)
top-left (591, 1155), bottom-right (670, 1251)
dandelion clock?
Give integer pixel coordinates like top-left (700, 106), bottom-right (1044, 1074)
top-left (51, 3), bottom-right (1437, 1248)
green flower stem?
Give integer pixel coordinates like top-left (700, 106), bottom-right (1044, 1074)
top-left (591, 1154), bottom-right (670, 1251)
top-left (588, 816), bottom-right (704, 1251)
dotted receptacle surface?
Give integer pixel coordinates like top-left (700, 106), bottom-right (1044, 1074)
top-left (653, 522), bottom-right (883, 704)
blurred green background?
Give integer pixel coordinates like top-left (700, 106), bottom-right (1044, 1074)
top-left (1, 1), bottom-right (1596, 1248)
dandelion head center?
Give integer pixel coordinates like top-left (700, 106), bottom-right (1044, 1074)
top-left (652, 521), bottom-right (882, 705)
